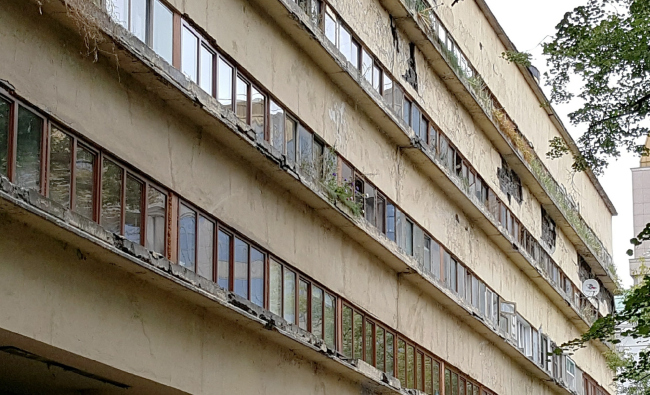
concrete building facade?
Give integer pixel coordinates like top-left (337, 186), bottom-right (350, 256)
top-left (630, 136), bottom-right (650, 285)
top-left (0, 0), bottom-right (618, 394)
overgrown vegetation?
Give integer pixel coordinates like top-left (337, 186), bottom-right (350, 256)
top-left (500, 50), bottom-right (532, 68)
top-left (319, 148), bottom-right (363, 218)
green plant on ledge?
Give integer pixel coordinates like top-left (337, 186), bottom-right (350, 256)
top-left (319, 148), bottom-right (363, 218)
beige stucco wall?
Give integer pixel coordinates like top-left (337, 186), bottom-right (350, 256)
top-left (0, 0), bottom-right (613, 393)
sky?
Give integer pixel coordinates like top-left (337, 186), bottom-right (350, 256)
top-left (484, 0), bottom-right (638, 288)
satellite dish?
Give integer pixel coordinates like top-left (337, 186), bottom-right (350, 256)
top-left (582, 279), bottom-right (600, 297)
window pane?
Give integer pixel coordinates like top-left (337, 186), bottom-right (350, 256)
top-left (432, 240), bottom-right (441, 279)
top-left (365, 183), bottom-right (375, 224)
top-left (376, 196), bottom-right (386, 233)
top-left (412, 105), bottom-right (421, 136)
top-left (270, 101), bottom-right (285, 152)
top-left (445, 369), bottom-right (451, 395)
top-left (200, 45), bottom-right (214, 94)
top-left (425, 357), bottom-right (433, 395)
top-left (101, 160), bottom-right (122, 233)
top-left (433, 360), bottom-right (441, 393)
top-left (285, 117), bottom-right (296, 161)
top-left (339, 26), bottom-right (351, 63)
top-left (49, 128), bottom-right (71, 208)
top-left (424, 237), bottom-right (431, 273)
top-left (393, 86), bottom-right (404, 118)
top-left (407, 345), bottom-right (415, 389)
top-left (146, 187), bottom-right (166, 254)
top-left (251, 87), bottom-right (265, 141)
top-left (386, 332), bottom-right (394, 375)
top-left (130, 0), bottom-right (147, 42)
top-left (342, 305), bottom-right (353, 358)
top-left (269, 259), bottom-right (282, 316)
top-left (452, 372), bottom-right (459, 395)
top-left (250, 248), bottom-right (264, 307)
top-left (353, 312), bottom-right (363, 359)
top-left (299, 280), bottom-right (308, 330)
top-left (387, 203), bottom-right (396, 241)
top-left (403, 99), bottom-right (411, 126)
top-left (362, 49), bottom-right (372, 84)
top-left (217, 58), bottom-right (233, 108)
top-left (382, 75), bottom-right (393, 106)
top-left (125, 176), bottom-right (143, 243)
top-left (106, 0), bottom-right (128, 27)
top-left (178, 204), bottom-right (196, 270)
top-left (298, 125), bottom-right (313, 176)
top-left (324, 12), bottom-right (336, 44)
top-left (373, 64), bottom-right (381, 91)
top-left (16, 106), bottom-right (43, 190)
top-left (311, 286), bottom-right (323, 339)
top-left (405, 219), bottom-right (414, 255)
top-left (181, 26), bottom-right (199, 82)
top-left (376, 326), bottom-right (385, 371)
top-left (234, 238), bottom-right (249, 299)
top-left (0, 98), bottom-right (9, 177)
top-left (417, 353), bottom-right (424, 391)
top-left (398, 339), bottom-right (406, 384)
top-left (217, 230), bottom-right (231, 289)
top-left (351, 40), bottom-right (360, 69)
top-left (197, 216), bottom-right (214, 280)
top-left (75, 146), bottom-right (95, 219)
top-left (283, 269), bottom-right (296, 323)
top-left (365, 320), bottom-right (373, 364)
top-left (324, 293), bottom-right (336, 349)
top-left (313, 139), bottom-right (324, 180)
top-left (152, 0), bottom-right (173, 63)
top-left (236, 76), bottom-right (249, 123)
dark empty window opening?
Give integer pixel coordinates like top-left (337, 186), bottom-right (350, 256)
top-left (402, 42), bottom-right (418, 91)
top-left (541, 208), bottom-right (556, 252)
top-left (497, 158), bottom-right (522, 204)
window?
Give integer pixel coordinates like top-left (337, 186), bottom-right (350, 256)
top-left (234, 237), bottom-right (249, 299)
top-left (16, 106), bottom-right (44, 191)
top-left (283, 268), bottom-right (296, 323)
top-left (0, 97), bottom-right (9, 177)
top-left (200, 45), bottom-right (215, 95)
top-left (424, 236), bottom-right (431, 273)
top-left (298, 125), bottom-right (313, 176)
top-left (387, 203), bottom-right (396, 242)
top-left (403, 98), bottom-right (412, 126)
top-left (100, 159), bottom-right (123, 234)
top-left (270, 101), bottom-right (285, 152)
top-left (393, 85), bottom-right (404, 117)
top-left (324, 6), bottom-right (337, 44)
top-left (365, 183), bottom-right (376, 224)
top-left (566, 358), bottom-right (576, 390)
top-left (75, 146), bottom-right (96, 220)
top-left (125, 175), bottom-right (143, 243)
top-left (269, 258), bottom-right (282, 316)
top-left (178, 204), bottom-right (197, 270)
top-left (517, 316), bottom-right (532, 356)
top-left (373, 63), bottom-right (381, 92)
top-left (412, 105), bottom-right (421, 136)
top-left (236, 76), bottom-right (250, 123)
top-left (181, 26), bottom-right (199, 82)
top-left (404, 218), bottom-right (414, 255)
top-left (383, 75), bottom-right (393, 106)
top-left (217, 229), bottom-right (231, 289)
top-left (251, 87), bottom-right (265, 141)
top-left (285, 116), bottom-right (297, 161)
top-left (431, 240), bottom-right (441, 280)
top-left (217, 57), bottom-right (234, 109)
top-left (362, 49), bottom-right (373, 84)
top-left (197, 215), bottom-right (215, 280)
top-left (339, 25), bottom-right (352, 64)
top-left (152, 0), bottom-right (173, 63)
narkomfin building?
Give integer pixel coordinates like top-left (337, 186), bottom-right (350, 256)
top-left (0, 0), bottom-right (618, 393)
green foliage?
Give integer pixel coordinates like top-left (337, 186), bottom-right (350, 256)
top-left (500, 50), bottom-right (532, 68)
top-left (560, 276), bottom-right (650, 385)
top-left (543, 0), bottom-right (650, 174)
top-left (321, 148), bottom-right (363, 218)
top-left (627, 223), bottom-right (650, 256)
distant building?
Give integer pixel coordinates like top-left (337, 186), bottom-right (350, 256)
top-left (0, 0), bottom-right (618, 394)
top-left (630, 136), bottom-right (650, 285)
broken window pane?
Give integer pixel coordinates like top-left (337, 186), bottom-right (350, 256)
top-left (125, 175), bottom-right (143, 243)
top-left (244, 247), bottom-right (262, 307)
top-left (269, 259), bottom-right (282, 316)
top-left (283, 268), bottom-right (296, 323)
top-left (217, 57), bottom-right (233, 108)
top-left (298, 279), bottom-right (308, 330)
top-left (106, 0), bottom-right (128, 27)
top-left (49, 128), bottom-right (72, 208)
top-left (383, 75), bottom-right (393, 106)
top-left (398, 339), bottom-right (406, 384)
top-left (234, 238), bottom-right (249, 299)
top-left (362, 49), bottom-right (373, 84)
top-left (311, 286), bottom-right (323, 338)
top-left (251, 87), bottom-right (265, 141)
top-left (285, 117), bottom-right (296, 161)
top-left (152, 0), bottom-right (173, 64)
top-left (101, 159), bottom-right (123, 234)
top-left (75, 146), bottom-right (96, 219)
top-left (178, 204), bottom-right (196, 270)
top-left (130, 0), bottom-right (147, 42)
top-left (365, 320), bottom-right (374, 364)
top-left (342, 305), bottom-right (353, 357)
top-left (146, 187), bottom-right (166, 255)
top-left (181, 26), bottom-right (199, 82)
top-left (217, 229), bottom-right (231, 289)
top-left (197, 216), bottom-right (214, 280)
top-left (324, 293), bottom-right (336, 349)
top-left (200, 45), bottom-right (214, 95)
top-left (376, 326), bottom-right (385, 371)
top-left (270, 101), bottom-right (285, 152)
top-left (386, 332), bottom-right (394, 374)
top-left (16, 106), bottom-right (43, 191)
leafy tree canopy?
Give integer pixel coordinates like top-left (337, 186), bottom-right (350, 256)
top-left (543, 0), bottom-right (650, 175)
